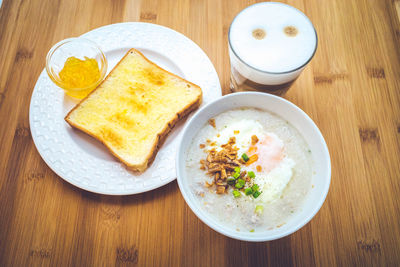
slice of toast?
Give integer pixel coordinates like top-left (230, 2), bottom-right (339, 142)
top-left (65, 48), bottom-right (202, 172)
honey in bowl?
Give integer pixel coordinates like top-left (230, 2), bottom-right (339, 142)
top-left (59, 56), bottom-right (101, 98)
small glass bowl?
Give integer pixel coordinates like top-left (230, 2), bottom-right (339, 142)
top-left (46, 38), bottom-right (108, 99)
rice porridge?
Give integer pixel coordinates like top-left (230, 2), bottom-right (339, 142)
top-left (185, 108), bottom-right (313, 232)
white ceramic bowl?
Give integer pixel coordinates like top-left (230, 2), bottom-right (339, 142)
top-left (176, 92), bottom-right (331, 242)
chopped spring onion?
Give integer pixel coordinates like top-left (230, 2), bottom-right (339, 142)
top-left (234, 167), bottom-right (241, 173)
top-left (241, 153), bottom-right (249, 162)
top-left (251, 184), bottom-right (259, 192)
top-left (233, 190), bottom-right (241, 198)
top-left (227, 178), bottom-right (236, 185)
top-left (235, 178), bottom-right (245, 189)
top-left (248, 171), bottom-right (255, 178)
top-left (253, 191), bottom-right (261, 198)
top-left (233, 172), bottom-right (240, 179)
top-left (244, 188), bottom-right (253, 195)
top-left (255, 205), bottom-right (264, 214)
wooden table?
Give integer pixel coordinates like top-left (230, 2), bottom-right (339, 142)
top-left (1, 0), bottom-right (400, 266)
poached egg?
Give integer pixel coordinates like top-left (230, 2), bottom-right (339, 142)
top-left (206, 119), bottom-right (295, 202)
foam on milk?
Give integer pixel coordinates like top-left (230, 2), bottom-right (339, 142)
top-left (229, 2), bottom-right (317, 74)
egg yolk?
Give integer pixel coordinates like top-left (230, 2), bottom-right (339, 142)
top-left (248, 134), bottom-right (284, 173)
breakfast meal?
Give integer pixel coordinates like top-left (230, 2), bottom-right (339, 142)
top-left (65, 48), bottom-right (202, 172)
top-left (185, 108), bottom-right (313, 232)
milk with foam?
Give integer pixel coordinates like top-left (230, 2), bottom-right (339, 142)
top-left (229, 2), bottom-right (317, 85)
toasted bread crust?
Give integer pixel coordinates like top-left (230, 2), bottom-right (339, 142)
top-left (65, 48), bottom-right (202, 172)
top-left (141, 94), bottom-right (202, 172)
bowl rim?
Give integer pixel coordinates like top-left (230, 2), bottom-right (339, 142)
top-left (176, 92), bottom-right (331, 242)
top-left (45, 37), bottom-right (108, 92)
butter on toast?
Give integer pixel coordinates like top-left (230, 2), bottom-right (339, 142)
top-left (65, 48), bottom-right (202, 172)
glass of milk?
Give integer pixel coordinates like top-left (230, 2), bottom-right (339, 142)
top-left (228, 2), bottom-right (317, 95)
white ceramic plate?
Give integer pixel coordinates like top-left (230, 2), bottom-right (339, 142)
top-left (29, 22), bottom-right (221, 195)
top-left (176, 92), bottom-right (331, 241)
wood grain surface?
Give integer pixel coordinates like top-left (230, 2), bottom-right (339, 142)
top-left (1, 0), bottom-right (400, 266)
